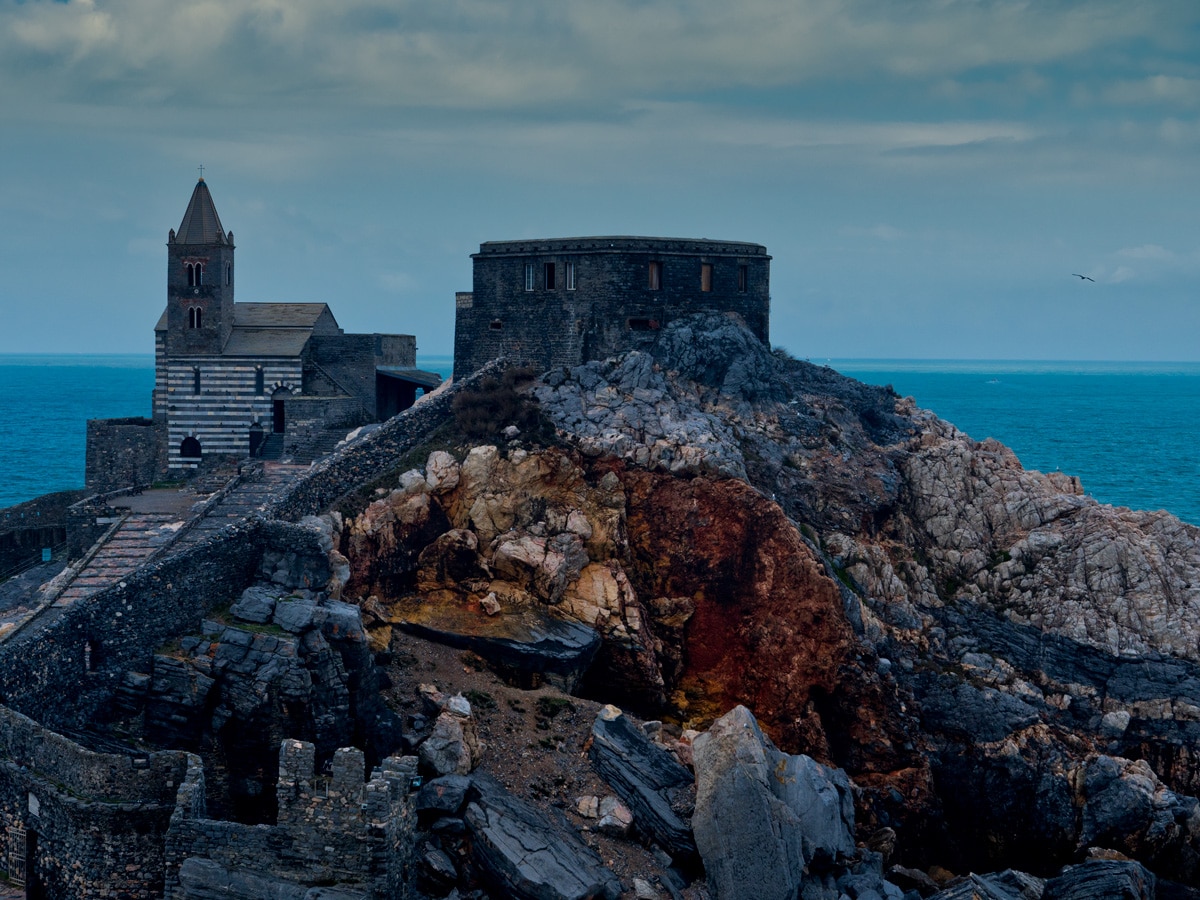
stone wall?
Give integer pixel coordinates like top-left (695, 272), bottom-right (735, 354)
top-left (85, 416), bottom-right (166, 492)
top-left (454, 236), bottom-right (771, 377)
top-left (280, 395), bottom-right (371, 455)
top-left (163, 740), bottom-right (414, 899)
top-left (0, 705), bottom-right (191, 899)
top-left (0, 518), bottom-right (270, 727)
top-left (0, 491), bottom-right (82, 576)
top-left (267, 362), bottom-right (498, 523)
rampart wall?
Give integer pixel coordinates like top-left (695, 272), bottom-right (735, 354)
top-left (163, 741), bottom-right (414, 899)
top-left (0, 705), bottom-right (192, 899)
top-left (85, 417), bottom-right (166, 492)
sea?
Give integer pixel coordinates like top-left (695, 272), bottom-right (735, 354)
top-left (0, 354), bottom-right (1197, 527)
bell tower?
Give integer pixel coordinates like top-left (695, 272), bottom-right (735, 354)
top-left (166, 177), bottom-right (235, 355)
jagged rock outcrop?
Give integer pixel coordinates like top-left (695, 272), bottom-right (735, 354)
top-left (464, 773), bottom-right (622, 900)
top-left (691, 705), bottom-right (857, 900)
top-left (588, 704), bottom-right (697, 861)
top-left (322, 314), bottom-right (1200, 889)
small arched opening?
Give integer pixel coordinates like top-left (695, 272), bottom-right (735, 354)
top-left (180, 436), bottom-right (202, 461)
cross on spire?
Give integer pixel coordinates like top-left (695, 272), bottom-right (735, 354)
top-left (198, 164), bottom-right (205, 181)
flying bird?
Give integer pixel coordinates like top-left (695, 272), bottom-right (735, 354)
top-left (1072, 273), bottom-right (1095, 282)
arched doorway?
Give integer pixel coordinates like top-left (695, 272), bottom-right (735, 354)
top-left (272, 388), bottom-right (289, 434)
top-left (180, 436), bottom-right (202, 460)
top-left (248, 422), bottom-right (264, 457)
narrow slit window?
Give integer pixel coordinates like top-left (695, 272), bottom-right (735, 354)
top-left (255, 366), bottom-right (265, 395)
top-left (566, 261), bottom-right (576, 291)
top-left (192, 366), bottom-right (201, 394)
top-left (701, 263), bottom-right (713, 292)
top-left (524, 263), bottom-right (535, 292)
top-left (544, 262), bottom-right (556, 290)
top-left (648, 261), bottom-right (662, 291)
top-left (225, 263), bottom-right (232, 286)
top-left (738, 264), bottom-right (748, 293)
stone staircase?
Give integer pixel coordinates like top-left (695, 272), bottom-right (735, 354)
top-left (290, 428), bottom-right (350, 465)
top-left (171, 462), bottom-right (307, 552)
top-left (14, 463), bottom-right (308, 629)
top-left (256, 433), bottom-right (285, 461)
top-left (52, 512), bottom-right (187, 608)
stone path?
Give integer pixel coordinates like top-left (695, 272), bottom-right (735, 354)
top-left (171, 463), bottom-right (308, 553)
top-left (0, 463), bottom-right (308, 642)
top-left (52, 511), bottom-right (189, 607)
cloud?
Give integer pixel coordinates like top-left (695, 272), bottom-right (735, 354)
top-left (1118, 244), bottom-right (1173, 260)
top-left (2, 0), bottom-right (1194, 118)
top-left (1108, 265), bottom-right (1136, 283)
top-left (1105, 76), bottom-right (1200, 108)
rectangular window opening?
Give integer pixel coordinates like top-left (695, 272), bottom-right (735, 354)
top-left (544, 262), bottom-right (556, 290)
top-left (738, 264), bottom-right (748, 293)
top-left (628, 317), bottom-right (660, 331)
top-left (524, 263), bottom-right (535, 292)
top-left (566, 261), bottom-right (576, 291)
top-left (648, 261), bottom-right (662, 291)
top-left (701, 263), bottom-right (713, 292)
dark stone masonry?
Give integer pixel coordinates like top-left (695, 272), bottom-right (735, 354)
top-left (453, 236), bottom-right (770, 378)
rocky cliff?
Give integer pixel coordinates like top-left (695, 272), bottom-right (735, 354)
top-left (327, 312), bottom-right (1200, 896)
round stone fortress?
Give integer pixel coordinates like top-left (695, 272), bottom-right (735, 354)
top-left (453, 236), bottom-right (771, 378)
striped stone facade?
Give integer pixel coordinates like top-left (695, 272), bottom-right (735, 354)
top-left (156, 354), bottom-right (301, 470)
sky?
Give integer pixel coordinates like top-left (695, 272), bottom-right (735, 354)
top-left (1, 0), bottom-right (1198, 361)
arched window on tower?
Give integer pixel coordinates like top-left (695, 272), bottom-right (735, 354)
top-left (226, 263), bottom-right (232, 286)
top-left (186, 263), bottom-right (195, 286)
top-left (196, 263), bottom-right (204, 285)
top-left (195, 306), bottom-right (202, 329)
top-left (180, 436), bottom-right (202, 460)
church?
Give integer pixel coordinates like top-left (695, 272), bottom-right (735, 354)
top-left (86, 178), bottom-right (438, 489)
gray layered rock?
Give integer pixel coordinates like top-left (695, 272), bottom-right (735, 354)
top-left (418, 708), bottom-right (482, 776)
top-left (464, 773), bottom-right (621, 900)
top-left (231, 584), bottom-right (281, 624)
top-left (177, 857), bottom-right (366, 899)
top-left (692, 705), bottom-right (855, 900)
top-left (588, 704), bottom-right (696, 860)
top-left (1042, 858), bottom-right (1155, 900)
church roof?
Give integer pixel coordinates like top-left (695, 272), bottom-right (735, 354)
top-left (222, 328), bottom-right (313, 357)
top-left (176, 178), bottom-right (229, 245)
top-left (233, 303), bottom-right (333, 328)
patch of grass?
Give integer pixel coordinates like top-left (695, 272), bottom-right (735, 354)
top-left (536, 696), bottom-right (574, 719)
top-left (451, 365), bottom-right (556, 443)
top-left (464, 689), bottom-right (496, 711)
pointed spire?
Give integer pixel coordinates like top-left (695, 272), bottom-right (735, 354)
top-left (176, 178), bottom-right (228, 245)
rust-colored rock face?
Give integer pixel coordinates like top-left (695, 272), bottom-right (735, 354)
top-left (623, 472), bottom-right (852, 746)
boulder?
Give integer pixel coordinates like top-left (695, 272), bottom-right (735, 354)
top-left (419, 709), bottom-right (482, 776)
top-left (464, 774), bottom-right (621, 900)
top-left (177, 857), bottom-right (366, 899)
top-left (588, 705), bottom-right (696, 860)
top-left (395, 602), bottom-right (602, 691)
top-left (1043, 858), bottom-right (1155, 900)
top-left (231, 584), bottom-right (280, 624)
top-left (692, 705), bottom-right (856, 900)
top-left (273, 597), bottom-right (321, 634)
top-left (416, 774), bottom-right (472, 818)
